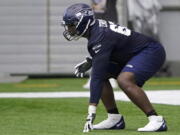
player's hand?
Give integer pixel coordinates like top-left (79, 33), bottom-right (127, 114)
top-left (74, 57), bottom-right (92, 78)
top-left (83, 105), bottom-right (96, 133)
top-left (83, 113), bottom-right (96, 132)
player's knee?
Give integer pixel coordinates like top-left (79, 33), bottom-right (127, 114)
top-left (117, 77), bottom-right (132, 91)
top-left (117, 72), bottom-right (136, 91)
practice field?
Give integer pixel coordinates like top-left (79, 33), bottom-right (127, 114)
top-left (1, 77), bottom-right (180, 92)
top-left (0, 77), bottom-right (180, 135)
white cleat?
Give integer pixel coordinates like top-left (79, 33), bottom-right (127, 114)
top-left (93, 113), bottom-right (125, 130)
top-left (138, 115), bottom-right (167, 132)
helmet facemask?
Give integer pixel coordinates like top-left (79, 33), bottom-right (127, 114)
top-left (61, 21), bottom-right (79, 41)
top-left (61, 4), bottom-right (95, 41)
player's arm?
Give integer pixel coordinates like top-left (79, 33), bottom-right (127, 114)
top-left (83, 42), bottom-right (113, 132)
top-left (89, 51), bottom-right (110, 104)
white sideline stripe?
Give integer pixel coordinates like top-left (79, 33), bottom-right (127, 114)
top-left (0, 90), bottom-right (180, 105)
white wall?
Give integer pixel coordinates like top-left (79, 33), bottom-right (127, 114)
top-left (158, 0), bottom-right (180, 61)
top-left (0, 0), bottom-right (90, 74)
top-left (0, 0), bottom-right (180, 75)
top-left (0, 0), bottom-right (47, 73)
top-left (159, 11), bottom-right (180, 61)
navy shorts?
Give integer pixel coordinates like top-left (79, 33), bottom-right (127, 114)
top-left (107, 42), bottom-right (166, 87)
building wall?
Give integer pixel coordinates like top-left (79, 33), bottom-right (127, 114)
top-left (48, 0), bottom-right (89, 74)
top-left (158, 0), bottom-right (180, 76)
top-left (0, 0), bottom-right (180, 76)
top-left (0, 0), bottom-right (47, 73)
top-left (0, 0), bottom-right (89, 75)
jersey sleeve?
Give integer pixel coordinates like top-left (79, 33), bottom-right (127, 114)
top-left (89, 40), bottom-right (114, 104)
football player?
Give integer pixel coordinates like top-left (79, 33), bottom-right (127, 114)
top-left (61, 3), bottom-right (167, 133)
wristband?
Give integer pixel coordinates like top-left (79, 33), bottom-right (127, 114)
top-left (88, 105), bottom-right (96, 114)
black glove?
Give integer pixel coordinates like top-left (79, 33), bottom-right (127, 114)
top-left (74, 57), bottom-right (92, 78)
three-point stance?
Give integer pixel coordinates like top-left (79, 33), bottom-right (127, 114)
top-left (61, 3), bottom-right (167, 133)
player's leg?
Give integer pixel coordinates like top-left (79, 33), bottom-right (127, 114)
top-left (99, 62), bottom-right (123, 110)
top-left (93, 80), bottom-right (125, 130)
top-left (117, 72), bottom-right (167, 132)
top-left (101, 80), bottom-right (117, 110)
top-left (117, 72), bottom-right (154, 114)
top-left (117, 42), bottom-right (167, 132)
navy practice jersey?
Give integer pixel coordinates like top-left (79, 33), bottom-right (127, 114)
top-left (87, 19), bottom-right (158, 104)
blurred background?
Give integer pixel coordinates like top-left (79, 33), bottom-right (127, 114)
top-left (0, 0), bottom-right (180, 82)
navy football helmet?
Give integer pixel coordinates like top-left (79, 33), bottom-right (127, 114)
top-left (61, 3), bottom-right (95, 41)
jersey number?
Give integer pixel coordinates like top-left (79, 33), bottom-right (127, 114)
top-left (109, 22), bottom-right (131, 36)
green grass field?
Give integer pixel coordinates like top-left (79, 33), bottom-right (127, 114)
top-left (0, 77), bottom-right (180, 135)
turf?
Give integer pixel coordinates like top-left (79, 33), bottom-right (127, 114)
top-left (0, 98), bottom-right (179, 135)
top-left (0, 77), bottom-right (180, 92)
top-left (0, 77), bottom-right (180, 135)
top-left (0, 78), bottom-right (87, 92)
top-left (144, 77), bottom-right (180, 90)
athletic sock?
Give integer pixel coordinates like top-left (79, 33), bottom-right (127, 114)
top-left (146, 110), bottom-right (158, 117)
top-left (107, 107), bottom-right (119, 114)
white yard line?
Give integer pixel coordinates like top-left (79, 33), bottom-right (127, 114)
top-left (0, 90), bottom-right (180, 105)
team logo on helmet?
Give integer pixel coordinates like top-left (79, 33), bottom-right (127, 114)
top-left (61, 3), bottom-right (95, 41)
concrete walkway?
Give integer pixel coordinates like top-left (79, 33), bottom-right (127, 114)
top-left (0, 90), bottom-right (180, 105)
